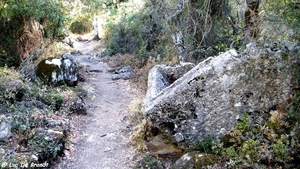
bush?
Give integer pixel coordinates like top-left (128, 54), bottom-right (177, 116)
top-left (0, 0), bottom-right (69, 66)
top-left (103, 5), bottom-right (175, 66)
top-left (104, 13), bottom-right (147, 55)
top-left (0, 67), bottom-right (27, 104)
top-left (69, 18), bottom-right (93, 34)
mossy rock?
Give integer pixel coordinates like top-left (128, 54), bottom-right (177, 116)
top-left (35, 54), bottom-right (78, 86)
top-left (36, 58), bottom-right (59, 84)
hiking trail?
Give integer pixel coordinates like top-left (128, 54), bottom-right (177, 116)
top-left (55, 40), bottom-right (137, 169)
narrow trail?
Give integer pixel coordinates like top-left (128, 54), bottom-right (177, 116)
top-left (55, 40), bottom-right (137, 169)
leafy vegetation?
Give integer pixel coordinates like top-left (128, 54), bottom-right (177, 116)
top-left (195, 135), bottom-right (217, 154)
top-left (192, 106), bottom-right (300, 168)
top-left (0, 66), bottom-right (86, 165)
top-left (0, 0), bottom-right (69, 66)
top-left (133, 153), bottom-right (163, 169)
top-left (70, 17), bottom-right (93, 34)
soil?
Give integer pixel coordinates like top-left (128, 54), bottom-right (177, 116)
top-left (55, 40), bottom-right (138, 169)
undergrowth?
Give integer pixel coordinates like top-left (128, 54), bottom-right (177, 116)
top-left (194, 91), bottom-right (300, 168)
top-left (129, 98), bottom-right (147, 153)
top-left (0, 66), bottom-right (87, 165)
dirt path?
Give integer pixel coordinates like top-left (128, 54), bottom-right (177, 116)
top-left (55, 40), bottom-right (137, 169)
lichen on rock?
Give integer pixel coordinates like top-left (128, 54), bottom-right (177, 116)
top-left (36, 53), bottom-right (78, 86)
top-left (144, 46), bottom-right (299, 150)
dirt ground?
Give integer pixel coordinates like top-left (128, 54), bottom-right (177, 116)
top-left (54, 40), bottom-right (138, 169)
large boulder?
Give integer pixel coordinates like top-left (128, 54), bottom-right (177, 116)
top-left (36, 53), bottom-right (78, 86)
top-left (144, 45), bottom-right (299, 150)
top-left (145, 62), bottom-right (195, 106)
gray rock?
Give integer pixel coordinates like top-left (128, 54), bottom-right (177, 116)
top-left (70, 98), bottom-right (87, 115)
top-left (112, 72), bottom-right (132, 80)
top-left (0, 115), bottom-right (11, 140)
top-left (117, 65), bottom-right (132, 73)
top-left (145, 63), bottom-right (195, 106)
top-left (144, 47), bottom-right (299, 150)
top-left (36, 53), bottom-right (78, 86)
top-left (110, 66), bottom-right (133, 80)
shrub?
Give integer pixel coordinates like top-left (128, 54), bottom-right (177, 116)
top-left (103, 5), bottom-right (174, 66)
top-left (195, 135), bottom-right (218, 154)
top-left (43, 92), bottom-right (64, 110)
top-left (28, 134), bottom-right (64, 161)
top-left (69, 18), bottom-right (93, 34)
top-left (0, 67), bottom-right (27, 104)
top-left (0, 0), bottom-right (69, 66)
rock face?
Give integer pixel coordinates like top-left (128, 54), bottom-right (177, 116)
top-left (144, 46), bottom-right (299, 149)
top-left (36, 53), bottom-right (78, 86)
top-left (145, 63), bottom-right (195, 106)
top-left (17, 18), bottom-right (44, 61)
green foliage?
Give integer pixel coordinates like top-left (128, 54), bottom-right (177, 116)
top-left (104, 16), bottom-right (142, 55)
top-left (194, 99), bottom-right (300, 168)
top-left (10, 107), bottom-right (37, 136)
top-left (133, 153), bottom-right (163, 169)
top-left (0, 0), bottom-right (68, 37)
top-left (104, 14), bottom-right (149, 62)
top-left (287, 91), bottom-right (300, 124)
top-left (236, 113), bottom-right (250, 133)
top-left (225, 147), bottom-right (238, 159)
top-left (239, 139), bottom-right (257, 163)
top-left (43, 92), bottom-right (64, 110)
top-left (69, 17), bottom-right (93, 34)
top-left (195, 135), bottom-right (218, 154)
top-left (220, 108), bottom-right (299, 167)
top-left (272, 140), bottom-right (287, 161)
top-left (0, 0), bottom-right (69, 66)
top-left (28, 134), bottom-right (64, 160)
top-left (1, 0), bottom-right (59, 20)
top-left (260, 0), bottom-right (300, 43)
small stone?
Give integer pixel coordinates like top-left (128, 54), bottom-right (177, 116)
top-left (174, 133), bottom-right (184, 142)
top-left (117, 66), bottom-right (132, 73)
top-left (104, 147), bottom-right (111, 152)
top-left (31, 154), bottom-right (39, 161)
top-left (112, 72), bottom-right (132, 80)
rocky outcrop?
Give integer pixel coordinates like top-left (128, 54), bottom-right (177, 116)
top-left (0, 104), bottom-right (70, 165)
top-left (17, 18), bottom-right (44, 61)
top-left (144, 45), bottom-right (299, 150)
top-left (36, 53), bottom-right (78, 86)
top-left (145, 63), bottom-right (195, 106)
